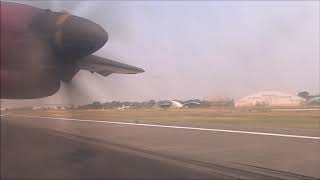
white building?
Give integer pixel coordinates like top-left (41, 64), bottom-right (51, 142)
top-left (235, 91), bottom-right (305, 107)
top-left (32, 106), bottom-right (42, 110)
top-left (170, 100), bottom-right (184, 108)
top-left (155, 100), bottom-right (184, 109)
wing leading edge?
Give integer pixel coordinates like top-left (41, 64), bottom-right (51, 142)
top-left (77, 55), bottom-right (145, 77)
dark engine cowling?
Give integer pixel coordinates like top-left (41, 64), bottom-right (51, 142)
top-left (0, 2), bottom-right (109, 99)
top-left (1, 70), bottom-right (61, 99)
top-left (30, 9), bottom-right (108, 63)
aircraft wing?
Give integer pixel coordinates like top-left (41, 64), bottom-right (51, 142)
top-left (77, 55), bottom-right (145, 77)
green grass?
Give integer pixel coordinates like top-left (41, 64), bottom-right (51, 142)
top-left (7, 109), bottom-right (320, 129)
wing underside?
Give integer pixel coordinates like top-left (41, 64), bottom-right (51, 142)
top-left (77, 55), bottom-right (145, 77)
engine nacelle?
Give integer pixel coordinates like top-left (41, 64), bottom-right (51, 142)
top-left (1, 70), bottom-right (61, 99)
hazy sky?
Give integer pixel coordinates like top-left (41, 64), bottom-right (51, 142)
top-left (2, 1), bottom-right (319, 107)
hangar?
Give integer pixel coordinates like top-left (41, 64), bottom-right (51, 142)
top-left (154, 100), bottom-right (201, 109)
top-left (307, 96), bottom-right (320, 105)
top-left (205, 97), bottom-right (234, 107)
top-left (235, 91), bottom-right (305, 107)
top-left (153, 101), bottom-right (182, 109)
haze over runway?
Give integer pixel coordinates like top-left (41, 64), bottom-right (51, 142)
top-left (1, 1), bottom-right (319, 107)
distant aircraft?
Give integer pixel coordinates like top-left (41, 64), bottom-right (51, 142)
top-left (0, 1), bottom-right (144, 99)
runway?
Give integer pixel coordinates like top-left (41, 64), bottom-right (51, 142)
top-left (1, 115), bottom-right (320, 179)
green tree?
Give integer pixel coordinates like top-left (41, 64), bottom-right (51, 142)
top-left (298, 91), bottom-right (309, 99)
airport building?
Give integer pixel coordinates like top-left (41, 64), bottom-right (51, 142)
top-left (235, 91), bottom-right (305, 107)
top-left (32, 104), bottom-right (73, 110)
top-left (205, 97), bottom-right (234, 107)
top-left (306, 96), bottom-right (320, 105)
top-left (154, 100), bottom-right (184, 109)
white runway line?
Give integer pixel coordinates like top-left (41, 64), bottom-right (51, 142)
top-left (9, 115), bottom-right (320, 140)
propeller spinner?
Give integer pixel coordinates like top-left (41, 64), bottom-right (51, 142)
top-left (31, 9), bottom-right (108, 61)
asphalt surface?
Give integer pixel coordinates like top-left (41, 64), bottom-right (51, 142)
top-left (1, 115), bottom-right (320, 179)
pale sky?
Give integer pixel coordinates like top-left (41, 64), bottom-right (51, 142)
top-left (2, 1), bottom-right (319, 107)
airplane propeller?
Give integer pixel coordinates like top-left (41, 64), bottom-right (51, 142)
top-left (47, 2), bottom-right (106, 106)
top-left (24, 1), bottom-right (129, 105)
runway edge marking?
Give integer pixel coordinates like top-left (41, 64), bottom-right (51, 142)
top-left (9, 115), bottom-right (320, 140)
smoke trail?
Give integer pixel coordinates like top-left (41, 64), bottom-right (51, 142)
top-left (72, 1), bottom-right (92, 16)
